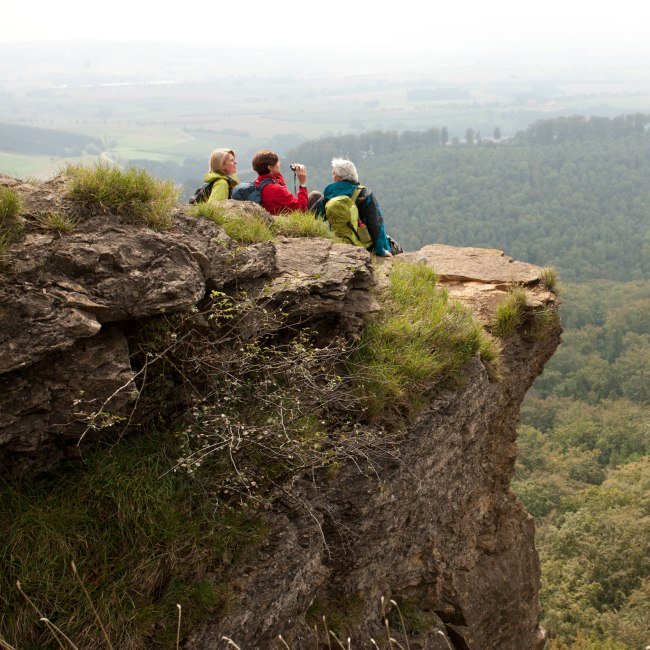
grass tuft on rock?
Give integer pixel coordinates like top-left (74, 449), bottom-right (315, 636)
top-left (351, 262), bottom-right (499, 420)
top-left (494, 286), bottom-right (528, 339)
top-left (270, 210), bottom-right (333, 239)
top-left (36, 211), bottom-right (78, 234)
top-left (540, 266), bottom-right (559, 292)
top-left (190, 202), bottom-right (273, 243)
top-left (64, 162), bottom-right (177, 230)
top-left (0, 187), bottom-right (23, 271)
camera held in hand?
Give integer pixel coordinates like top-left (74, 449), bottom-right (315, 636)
top-left (290, 163), bottom-right (301, 172)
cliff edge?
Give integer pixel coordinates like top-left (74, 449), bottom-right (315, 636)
top-left (0, 172), bottom-right (560, 649)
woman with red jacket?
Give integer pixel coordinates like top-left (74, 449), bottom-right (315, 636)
top-left (251, 149), bottom-right (309, 215)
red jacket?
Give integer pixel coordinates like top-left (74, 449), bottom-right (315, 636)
top-left (254, 173), bottom-right (308, 215)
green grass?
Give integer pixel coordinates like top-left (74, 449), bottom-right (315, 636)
top-left (540, 266), bottom-right (559, 291)
top-left (493, 286), bottom-right (528, 339)
top-left (190, 202), bottom-right (273, 244)
top-left (64, 162), bottom-right (177, 230)
top-left (0, 187), bottom-right (22, 271)
top-left (351, 262), bottom-right (499, 420)
top-left (270, 210), bottom-right (333, 239)
top-left (0, 187), bottom-right (21, 237)
top-left (306, 594), bottom-right (365, 636)
top-left (36, 211), bottom-right (78, 234)
top-left (0, 432), bottom-right (263, 649)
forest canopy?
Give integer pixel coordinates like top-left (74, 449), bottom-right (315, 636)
top-left (287, 114), bottom-right (650, 282)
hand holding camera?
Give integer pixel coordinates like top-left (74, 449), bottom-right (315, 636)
top-left (290, 163), bottom-right (307, 186)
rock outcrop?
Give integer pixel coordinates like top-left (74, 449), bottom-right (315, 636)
top-left (0, 174), bottom-right (376, 474)
top-left (187, 246), bottom-right (559, 650)
top-left (0, 173), bottom-right (560, 649)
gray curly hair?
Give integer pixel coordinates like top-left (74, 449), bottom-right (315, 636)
top-left (331, 157), bottom-right (358, 183)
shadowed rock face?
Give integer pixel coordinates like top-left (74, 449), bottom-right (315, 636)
top-left (0, 174), bottom-right (560, 649)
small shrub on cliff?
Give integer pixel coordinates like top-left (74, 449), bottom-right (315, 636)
top-left (351, 262), bottom-right (499, 420)
top-left (190, 202), bottom-right (273, 243)
top-left (270, 210), bottom-right (333, 239)
top-left (64, 162), bottom-right (177, 230)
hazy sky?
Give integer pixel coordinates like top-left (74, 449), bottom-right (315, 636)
top-left (4, 0), bottom-right (650, 66)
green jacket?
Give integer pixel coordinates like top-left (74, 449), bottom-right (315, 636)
top-left (203, 172), bottom-right (240, 203)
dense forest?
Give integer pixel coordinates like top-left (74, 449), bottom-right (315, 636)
top-left (287, 115), bottom-right (650, 282)
top-left (515, 282), bottom-right (649, 649)
top-left (289, 117), bottom-right (649, 649)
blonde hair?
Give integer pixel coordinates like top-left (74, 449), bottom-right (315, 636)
top-left (209, 148), bottom-right (235, 174)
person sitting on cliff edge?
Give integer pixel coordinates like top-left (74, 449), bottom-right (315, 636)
top-left (204, 148), bottom-right (240, 203)
top-left (252, 149), bottom-right (320, 215)
top-left (313, 157), bottom-right (400, 257)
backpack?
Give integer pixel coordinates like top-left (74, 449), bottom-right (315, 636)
top-left (188, 179), bottom-right (217, 204)
top-left (387, 235), bottom-right (404, 255)
top-left (325, 186), bottom-right (373, 249)
top-left (231, 178), bottom-right (275, 204)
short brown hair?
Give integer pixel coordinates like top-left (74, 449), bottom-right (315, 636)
top-left (209, 148), bottom-right (235, 174)
top-left (252, 149), bottom-right (278, 175)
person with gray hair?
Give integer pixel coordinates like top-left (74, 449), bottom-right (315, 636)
top-left (314, 157), bottom-right (398, 257)
top-left (330, 157), bottom-right (359, 183)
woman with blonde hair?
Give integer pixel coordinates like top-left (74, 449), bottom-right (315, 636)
top-left (203, 148), bottom-right (240, 202)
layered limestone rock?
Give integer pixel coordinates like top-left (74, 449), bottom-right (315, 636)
top-left (0, 174), bottom-right (376, 474)
top-left (0, 173), bottom-right (559, 648)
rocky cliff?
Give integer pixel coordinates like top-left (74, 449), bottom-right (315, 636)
top-left (0, 172), bottom-right (560, 649)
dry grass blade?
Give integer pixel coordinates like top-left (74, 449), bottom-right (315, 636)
top-left (381, 596), bottom-right (394, 649)
top-left (39, 619), bottom-right (79, 650)
top-left (437, 629), bottom-right (453, 650)
top-left (176, 604), bottom-right (182, 650)
top-left (328, 630), bottom-right (347, 649)
top-left (389, 599), bottom-right (411, 650)
top-left (278, 634), bottom-right (291, 649)
top-left (70, 562), bottom-right (113, 649)
top-left (0, 636), bottom-right (17, 650)
top-left (323, 615), bottom-right (332, 649)
top-left (16, 581), bottom-right (68, 650)
top-left (221, 637), bottom-right (242, 649)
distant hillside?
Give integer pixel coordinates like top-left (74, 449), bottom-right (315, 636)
top-left (288, 115), bottom-right (650, 282)
top-left (0, 122), bottom-right (103, 156)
